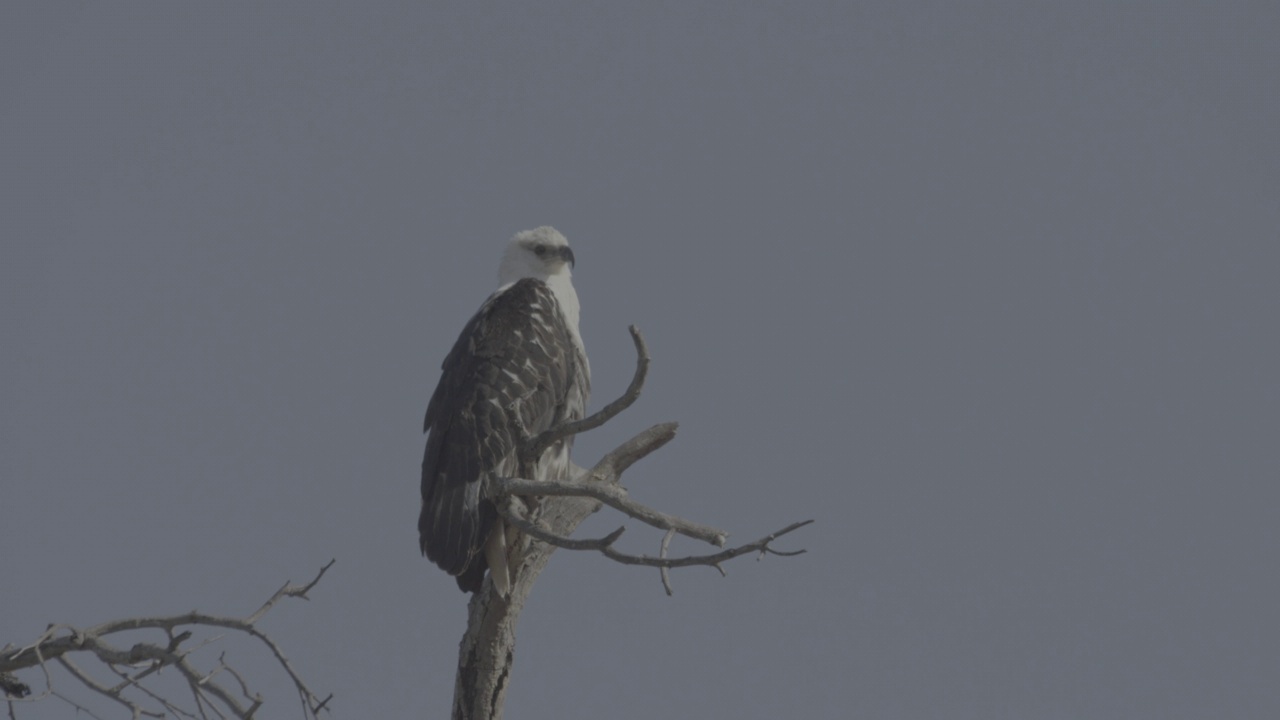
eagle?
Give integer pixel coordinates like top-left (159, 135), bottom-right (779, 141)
top-left (419, 227), bottom-right (591, 596)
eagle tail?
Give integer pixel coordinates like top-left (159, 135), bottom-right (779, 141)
top-left (484, 521), bottom-right (512, 598)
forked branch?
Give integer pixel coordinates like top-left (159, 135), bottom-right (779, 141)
top-left (500, 510), bottom-right (811, 575)
top-left (2, 560), bottom-right (336, 719)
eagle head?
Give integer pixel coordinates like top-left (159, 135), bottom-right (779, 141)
top-left (499, 227), bottom-right (575, 285)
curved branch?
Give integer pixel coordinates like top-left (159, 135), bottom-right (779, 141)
top-left (502, 423), bottom-right (727, 548)
top-left (55, 657), bottom-right (162, 719)
top-left (659, 530), bottom-right (677, 596)
top-left (600, 520), bottom-right (812, 568)
top-left (499, 510), bottom-right (627, 551)
top-left (585, 421), bottom-right (680, 482)
top-left (498, 507), bottom-right (811, 574)
top-left (498, 471), bottom-right (724, 547)
top-left (521, 325), bottom-right (650, 466)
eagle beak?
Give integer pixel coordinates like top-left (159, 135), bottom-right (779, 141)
top-left (560, 246), bottom-right (575, 269)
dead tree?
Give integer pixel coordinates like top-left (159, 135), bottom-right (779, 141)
top-left (2, 561), bottom-right (335, 719)
top-left (450, 327), bottom-right (811, 720)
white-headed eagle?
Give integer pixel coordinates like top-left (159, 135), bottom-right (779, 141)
top-left (419, 227), bottom-right (590, 596)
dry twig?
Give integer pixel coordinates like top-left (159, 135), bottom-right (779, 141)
top-left (2, 560), bottom-right (336, 720)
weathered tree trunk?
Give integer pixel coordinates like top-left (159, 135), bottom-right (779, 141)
top-left (450, 493), bottom-right (598, 720)
top-left (449, 327), bottom-right (657, 720)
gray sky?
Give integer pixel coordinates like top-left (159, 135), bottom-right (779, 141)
top-left (3, 2), bottom-right (1278, 718)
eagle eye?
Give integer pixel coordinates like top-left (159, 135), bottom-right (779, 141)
top-left (533, 244), bottom-right (547, 257)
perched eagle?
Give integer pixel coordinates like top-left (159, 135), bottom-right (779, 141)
top-left (419, 227), bottom-right (591, 596)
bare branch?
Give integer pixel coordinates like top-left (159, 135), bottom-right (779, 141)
top-left (585, 421), bottom-right (681, 482)
top-left (2, 562), bottom-right (336, 719)
top-left (246, 558), bottom-right (335, 624)
top-left (498, 424), bottom-right (728, 548)
top-left (659, 530), bottom-right (677, 596)
top-left (214, 652), bottom-right (256, 706)
top-left (106, 664), bottom-right (198, 719)
top-left (55, 656), bottom-right (163, 719)
top-left (172, 650), bottom-right (246, 718)
top-left (498, 505), bottom-right (811, 575)
top-left (600, 520), bottom-right (812, 569)
top-left (498, 476), bottom-right (722, 547)
top-left (47, 691), bottom-right (107, 720)
top-left (521, 325), bottom-right (650, 465)
top-left (499, 507), bottom-right (627, 551)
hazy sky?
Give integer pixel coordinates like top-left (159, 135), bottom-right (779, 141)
top-left (4, 2), bottom-right (1278, 718)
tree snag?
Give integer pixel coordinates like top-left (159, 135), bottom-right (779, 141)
top-left (449, 327), bottom-right (811, 720)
